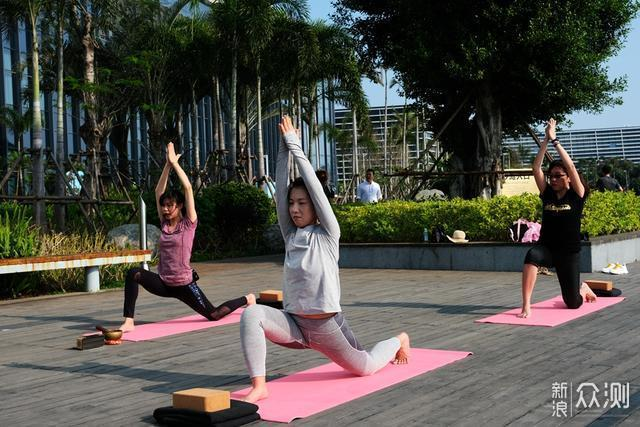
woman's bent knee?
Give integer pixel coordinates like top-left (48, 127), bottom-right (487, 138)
top-left (564, 297), bottom-right (583, 310)
top-left (240, 304), bottom-right (266, 324)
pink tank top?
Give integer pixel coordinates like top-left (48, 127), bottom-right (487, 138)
top-left (157, 217), bottom-right (197, 285)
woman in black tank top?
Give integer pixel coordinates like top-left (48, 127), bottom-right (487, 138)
top-left (518, 118), bottom-right (597, 318)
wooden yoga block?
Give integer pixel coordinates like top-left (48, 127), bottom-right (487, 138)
top-left (172, 388), bottom-right (230, 412)
top-left (260, 289), bottom-right (283, 302)
top-left (76, 334), bottom-right (104, 350)
top-left (585, 280), bottom-right (613, 291)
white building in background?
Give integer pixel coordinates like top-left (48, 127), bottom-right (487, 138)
top-left (503, 126), bottom-right (640, 166)
top-left (334, 105), bottom-right (438, 190)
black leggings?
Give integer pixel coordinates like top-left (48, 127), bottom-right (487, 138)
top-left (123, 267), bottom-right (247, 320)
top-left (524, 245), bottom-right (583, 309)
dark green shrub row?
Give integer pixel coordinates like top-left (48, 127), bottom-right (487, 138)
top-left (194, 182), bottom-right (274, 258)
top-left (144, 182), bottom-right (275, 259)
top-left (335, 191), bottom-right (640, 243)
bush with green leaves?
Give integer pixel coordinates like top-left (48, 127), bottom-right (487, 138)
top-left (582, 190), bottom-right (640, 236)
top-left (335, 191), bottom-right (640, 243)
top-left (0, 202), bottom-right (40, 258)
top-left (195, 182), bottom-right (273, 258)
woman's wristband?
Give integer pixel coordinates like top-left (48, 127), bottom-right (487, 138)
top-left (550, 138), bottom-right (560, 147)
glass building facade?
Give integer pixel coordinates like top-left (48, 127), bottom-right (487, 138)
top-left (334, 105), bottom-right (436, 190)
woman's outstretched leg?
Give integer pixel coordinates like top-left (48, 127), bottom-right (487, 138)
top-left (208, 293), bottom-right (256, 321)
top-left (174, 283), bottom-right (254, 321)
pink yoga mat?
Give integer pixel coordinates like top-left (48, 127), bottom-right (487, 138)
top-left (231, 348), bottom-right (472, 423)
top-left (475, 296), bottom-right (624, 327)
top-left (122, 309), bottom-right (243, 341)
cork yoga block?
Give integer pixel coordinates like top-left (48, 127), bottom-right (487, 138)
top-left (172, 388), bottom-right (230, 412)
top-left (584, 280), bottom-right (613, 291)
top-left (260, 290), bottom-right (283, 302)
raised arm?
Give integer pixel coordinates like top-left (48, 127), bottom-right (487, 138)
top-left (532, 125), bottom-right (549, 194)
top-left (155, 159), bottom-right (172, 220)
top-left (275, 130), bottom-right (296, 239)
top-left (167, 142), bottom-right (197, 222)
top-left (279, 116), bottom-right (340, 238)
top-left (547, 118), bottom-right (585, 198)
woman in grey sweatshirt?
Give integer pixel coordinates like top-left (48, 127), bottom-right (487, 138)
top-left (239, 115), bottom-right (410, 403)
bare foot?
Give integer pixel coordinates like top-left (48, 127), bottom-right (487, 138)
top-left (580, 282), bottom-right (597, 303)
top-left (242, 385), bottom-right (269, 403)
top-left (517, 305), bottom-right (531, 318)
top-left (393, 332), bottom-right (410, 365)
top-left (119, 317), bottom-right (135, 333)
top-left (245, 293), bottom-right (256, 306)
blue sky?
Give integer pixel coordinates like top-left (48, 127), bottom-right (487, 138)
top-left (309, 1), bottom-right (640, 130)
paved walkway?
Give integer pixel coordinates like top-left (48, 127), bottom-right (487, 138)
top-left (0, 255), bottom-right (638, 426)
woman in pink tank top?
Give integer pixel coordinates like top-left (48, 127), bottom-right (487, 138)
top-left (118, 142), bottom-right (255, 332)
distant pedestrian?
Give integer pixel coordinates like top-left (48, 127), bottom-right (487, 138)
top-left (595, 165), bottom-right (623, 192)
top-left (356, 169), bottom-right (382, 203)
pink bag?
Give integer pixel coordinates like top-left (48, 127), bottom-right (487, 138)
top-left (509, 219), bottom-right (540, 243)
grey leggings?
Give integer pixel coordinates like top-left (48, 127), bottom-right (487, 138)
top-left (240, 304), bottom-right (400, 378)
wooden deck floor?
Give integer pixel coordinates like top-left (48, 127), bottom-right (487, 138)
top-left (1, 255), bottom-right (638, 426)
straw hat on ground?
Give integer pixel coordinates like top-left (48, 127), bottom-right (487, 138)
top-left (447, 230), bottom-right (469, 243)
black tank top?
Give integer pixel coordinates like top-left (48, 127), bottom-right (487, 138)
top-left (538, 186), bottom-right (586, 253)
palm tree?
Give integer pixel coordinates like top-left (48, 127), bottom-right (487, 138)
top-left (0, 0), bottom-right (46, 227)
top-left (66, 0), bottom-right (126, 201)
top-left (47, 0), bottom-right (67, 230)
top-left (244, 1), bottom-right (307, 183)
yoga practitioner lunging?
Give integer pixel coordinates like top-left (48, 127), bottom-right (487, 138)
top-left (518, 118), bottom-right (596, 318)
top-left (239, 116), bottom-right (410, 403)
top-left (119, 142), bottom-right (255, 332)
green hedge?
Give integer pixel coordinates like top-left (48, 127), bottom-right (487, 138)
top-left (335, 192), bottom-right (640, 243)
top-left (0, 202), bottom-right (39, 258)
top-left (194, 182), bottom-right (274, 258)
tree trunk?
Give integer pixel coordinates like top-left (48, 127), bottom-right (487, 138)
top-left (54, 2), bottom-right (66, 231)
top-left (470, 81), bottom-right (502, 198)
top-left (110, 110), bottom-right (130, 181)
top-left (229, 40), bottom-right (238, 179)
top-left (383, 69), bottom-right (388, 173)
top-left (28, 11), bottom-right (46, 229)
top-left (445, 83), bottom-right (502, 199)
top-left (255, 64), bottom-right (265, 181)
top-left (306, 87), bottom-right (316, 166)
top-left (238, 90), bottom-right (249, 181)
top-left (352, 109), bottom-right (358, 200)
top-left (78, 9), bottom-right (103, 204)
top-left (144, 110), bottom-right (166, 178)
top-left (191, 87), bottom-right (201, 189)
top-left (214, 76), bottom-right (227, 181)
top-left (402, 96), bottom-right (407, 168)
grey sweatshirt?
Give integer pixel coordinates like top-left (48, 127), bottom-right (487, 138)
top-left (276, 131), bottom-right (341, 314)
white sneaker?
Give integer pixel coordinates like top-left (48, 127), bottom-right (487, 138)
top-left (610, 263), bottom-right (628, 275)
top-left (601, 263), bottom-right (616, 273)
